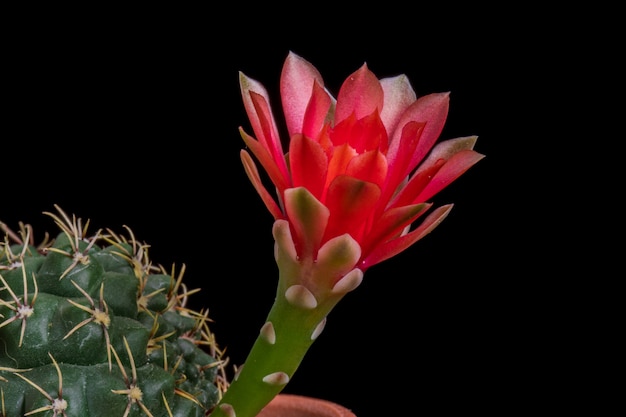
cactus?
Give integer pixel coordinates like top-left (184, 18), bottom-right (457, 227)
top-left (0, 206), bottom-right (229, 417)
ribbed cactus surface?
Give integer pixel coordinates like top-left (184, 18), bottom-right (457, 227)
top-left (0, 206), bottom-right (228, 416)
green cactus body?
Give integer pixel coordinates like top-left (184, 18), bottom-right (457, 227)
top-left (0, 207), bottom-right (228, 416)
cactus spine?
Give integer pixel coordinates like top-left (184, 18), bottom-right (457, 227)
top-left (0, 206), bottom-right (229, 416)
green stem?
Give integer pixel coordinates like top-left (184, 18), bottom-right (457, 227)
top-left (208, 218), bottom-right (363, 417)
top-left (208, 284), bottom-right (334, 417)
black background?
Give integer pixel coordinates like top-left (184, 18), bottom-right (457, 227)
top-left (2, 10), bottom-right (533, 416)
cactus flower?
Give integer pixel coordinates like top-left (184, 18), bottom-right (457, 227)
top-left (239, 51), bottom-right (483, 273)
top-left (209, 52), bottom-right (483, 417)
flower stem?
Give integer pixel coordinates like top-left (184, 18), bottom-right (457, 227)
top-left (208, 219), bottom-right (363, 417)
top-left (208, 285), bottom-right (331, 417)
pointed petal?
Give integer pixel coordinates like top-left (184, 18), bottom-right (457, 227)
top-left (345, 149), bottom-right (388, 190)
top-left (328, 111), bottom-right (387, 153)
top-left (389, 159), bottom-right (446, 208)
top-left (289, 133), bottom-right (328, 199)
top-left (387, 92), bottom-right (450, 172)
top-left (325, 142), bottom-right (358, 189)
top-left (335, 63), bottom-right (384, 123)
top-left (414, 149), bottom-right (485, 202)
top-left (380, 74), bottom-right (417, 135)
top-left (350, 111), bottom-right (388, 154)
top-left (385, 121), bottom-right (425, 179)
top-left (240, 128), bottom-right (291, 193)
top-left (239, 71), bottom-right (280, 149)
top-left (249, 91), bottom-right (290, 180)
top-left (240, 150), bottom-right (284, 220)
top-left (379, 121), bottom-right (425, 211)
top-left (361, 204), bottom-right (453, 269)
top-left (284, 187), bottom-right (330, 260)
top-left (323, 175), bottom-right (381, 243)
top-left (302, 81), bottom-right (333, 140)
top-left (280, 51), bottom-right (326, 138)
top-left (415, 135), bottom-right (480, 172)
top-left (360, 203), bottom-right (431, 257)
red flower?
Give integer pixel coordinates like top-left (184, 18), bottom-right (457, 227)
top-left (239, 51), bottom-right (483, 273)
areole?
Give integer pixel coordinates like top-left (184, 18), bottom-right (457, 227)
top-left (257, 394), bottom-right (357, 417)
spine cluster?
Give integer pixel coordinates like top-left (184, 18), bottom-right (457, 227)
top-left (0, 206), bottom-right (228, 416)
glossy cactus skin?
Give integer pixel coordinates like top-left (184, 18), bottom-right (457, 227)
top-left (0, 207), bottom-right (227, 416)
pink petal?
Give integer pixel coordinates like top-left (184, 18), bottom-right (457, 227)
top-left (240, 150), bottom-right (284, 220)
top-left (323, 175), bottom-right (381, 244)
top-left (351, 112), bottom-right (388, 154)
top-left (345, 149), bottom-right (388, 190)
top-left (328, 111), bottom-right (387, 153)
top-left (280, 51), bottom-right (326, 138)
top-left (414, 149), bottom-right (485, 203)
top-left (379, 121), bottom-right (425, 211)
top-left (417, 135), bottom-right (480, 166)
top-left (360, 202), bottom-right (431, 257)
top-left (361, 204), bottom-right (453, 269)
top-left (335, 64), bottom-right (384, 123)
top-left (325, 143), bottom-right (358, 190)
top-left (302, 81), bottom-right (334, 140)
top-left (239, 71), bottom-right (280, 150)
top-left (239, 128), bottom-right (291, 193)
top-left (249, 92), bottom-right (290, 181)
top-left (388, 159), bottom-right (446, 209)
top-left (387, 92), bottom-right (450, 173)
top-left (289, 133), bottom-right (328, 199)
top-left (379, 74), bottom-right (417, 135)
top-left (327, 113), bottom-right (356, 147)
